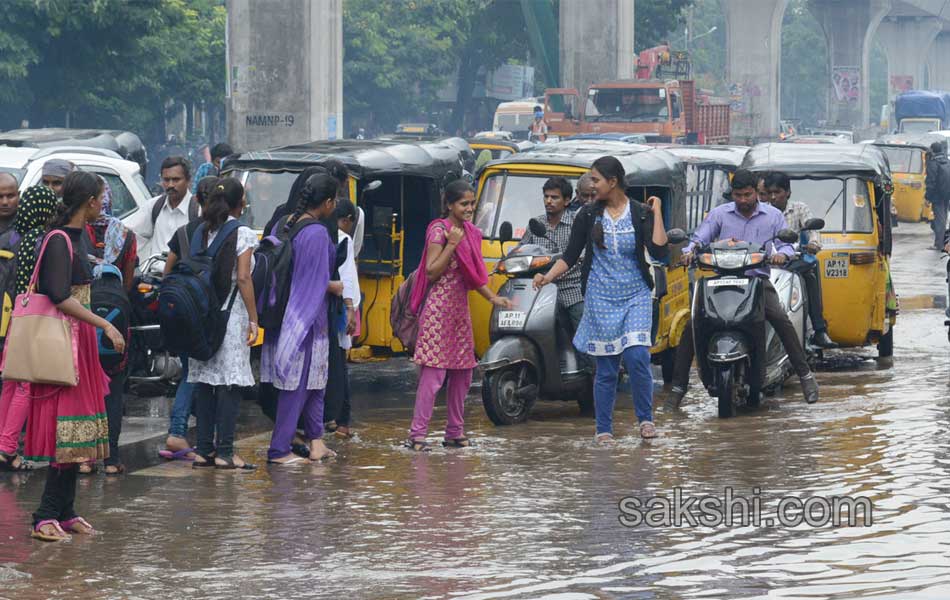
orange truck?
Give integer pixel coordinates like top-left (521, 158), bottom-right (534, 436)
top-left (543, 46), bottom-right (730, 144)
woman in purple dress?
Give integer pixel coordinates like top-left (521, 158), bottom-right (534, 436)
top-left (262, 173), bottom-right (338, 464)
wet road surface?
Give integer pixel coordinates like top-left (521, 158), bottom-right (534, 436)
top-left (2, 222), bottom-right (950, 599)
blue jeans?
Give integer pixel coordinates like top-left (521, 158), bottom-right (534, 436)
top-left (168, 354), bottom-right (194, 438)
top-left (593, 345), bottom-right (653, 435)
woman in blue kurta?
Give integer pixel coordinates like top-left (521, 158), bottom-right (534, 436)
top-left (536, 156), bottom-right (669, 441)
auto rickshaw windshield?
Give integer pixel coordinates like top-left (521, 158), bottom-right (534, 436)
top-left (878, 147), bottom-right (923, 174)
top-left (790, 177), bottom-right (874, 234)
top-left (475, 172), bottom-right (580, 239)
top-left (227, 169), bottom-right (298, 231)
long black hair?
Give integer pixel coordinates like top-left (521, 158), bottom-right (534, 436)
top-left (590, 156), bottom-right (626, 249)
top-left (202, 177), bottom-right (244, 233)
top-left (440, 179), bottom-right (474, 218)
top-left (50, 171), bottom-right (103, 230)
top-left (195, 175), bottom-right (220, 208)
top-left (286, 173), bottom-right (339, 231)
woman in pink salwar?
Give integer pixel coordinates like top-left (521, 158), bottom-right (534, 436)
top-left (406, 181), bottom-right (512, 451)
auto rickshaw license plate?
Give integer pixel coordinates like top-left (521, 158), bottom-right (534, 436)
top-left (824, 258), bottom-right (849, 278)
top-left (498, 311), bottom-right (527, 329)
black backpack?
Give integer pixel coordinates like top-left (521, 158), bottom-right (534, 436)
top-left (0, 229), bottom-right (20, 346)
top-left (157, 220), bottom-right (241, 361)
top-left (91, 264), bottom-right (132, 375)
top-left (255, 218), bottom-right (324, 334)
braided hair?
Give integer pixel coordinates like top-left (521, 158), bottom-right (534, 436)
top-left (589, 156), bottom-right (626, 250)
top-left (285, 173), bottom-right (338, 231)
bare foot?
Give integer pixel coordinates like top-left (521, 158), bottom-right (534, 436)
top-left (310, 439), bottom-right (337, 461)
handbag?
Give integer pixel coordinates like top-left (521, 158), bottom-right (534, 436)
top-left (1, 230), bottom-right (79, 386)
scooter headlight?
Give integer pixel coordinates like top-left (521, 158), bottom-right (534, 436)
top-left (497, 255), bottom-right (552, 274)
top-left (713, 249), bottom-right (749, 269)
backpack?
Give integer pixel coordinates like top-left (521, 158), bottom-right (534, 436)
top-left (157, 220), bottom-right (242, 361)
top-left (0, 229), bottom-right (20, 345)
top-left (151, 193), bottom-right (200, 225)
top-left (91, 264), bottom-right (132, 375)
top-left (390, 269), bottom-right (429, 355)
top-left (255, 217), bottom-right (323, 334)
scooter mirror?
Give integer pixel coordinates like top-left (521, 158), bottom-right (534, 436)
top-left (777, 228), bottom-right (799, 244)
top-left (666, 228), bottom-right (688, 244)
top-left (528, 218), bottom-right (547, 239)
top-left (499, 221), bottom-right (514, 245)
top-left (802, 217), bottom-right (825, 231)
top-left (364, 179), bottom-right (383, 194)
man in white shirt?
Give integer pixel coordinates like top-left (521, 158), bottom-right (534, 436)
top-left (129, 156), bottom-right (199, 262)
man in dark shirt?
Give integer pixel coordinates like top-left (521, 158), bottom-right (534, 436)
top-left (0, 173), bottom-right (20, 239)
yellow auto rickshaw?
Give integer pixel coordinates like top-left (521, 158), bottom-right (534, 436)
top-left (472, 139), bottom-right (692, 379)
top-left (743, 143), bottom-right (896, 357)
top-left (872, 133), bottom-right (941, 222)
top-left (222, 138), bottom-right (471, 359)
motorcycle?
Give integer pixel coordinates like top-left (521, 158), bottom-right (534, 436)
top-left (126, 253), bottom-right (180, 395)
top-left (479, 219), bottom-right (593, 425)
top-left (680, 217), bottom-right (823, 418)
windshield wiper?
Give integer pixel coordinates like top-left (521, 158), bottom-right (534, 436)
top-left (822, 187), bottom-right (845, 228)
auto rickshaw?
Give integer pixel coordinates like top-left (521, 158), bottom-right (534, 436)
top-left (472, 139), bottom-right (692, 377)
top-left (743, 143), bottom-right (895, 357)
top-left (872, 133), bottom-right (942, 222)
top-left (660, 145), bottom-right (750, 231)
top-left (222, 138), bottom-right (467, 359)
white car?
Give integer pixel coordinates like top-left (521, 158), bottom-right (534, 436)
top-left (0, 146), bottom-right (151, 224)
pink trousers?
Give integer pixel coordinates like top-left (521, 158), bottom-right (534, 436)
top-left (0, 381), bottom-right (30, 455)
top-left (409, 366), bottom-right (472, 441)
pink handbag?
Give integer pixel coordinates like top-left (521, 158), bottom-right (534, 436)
top-left (1, 231), bottom-right (79, 386)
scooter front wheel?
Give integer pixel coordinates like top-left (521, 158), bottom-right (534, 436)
top-left (482, 365), bottom-right (538, 426)
top-left (716, 365), bottom-right (738, 419)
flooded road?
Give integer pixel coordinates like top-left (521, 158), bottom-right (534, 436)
top-left (3, 223), bottom-right (950, 599)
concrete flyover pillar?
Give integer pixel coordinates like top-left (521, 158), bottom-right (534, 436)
top-left (878, 17), bottom-right (943, 100)
top-left (810, 0), bottom-right (891, 131)
top-left (926, 32), bottom-right (950, 92)
top-left (560, 0), bottom-right (635, 93)
top-left (721, 0), bottom-right (789, 143)
top-left (226, 0), bottom-right (343, 151)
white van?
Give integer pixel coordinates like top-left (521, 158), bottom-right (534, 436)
top-left (492, 99), bottom-right (541, 140)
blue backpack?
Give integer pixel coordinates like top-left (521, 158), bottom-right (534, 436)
top-left (157, 220), bottom-right (241, 361)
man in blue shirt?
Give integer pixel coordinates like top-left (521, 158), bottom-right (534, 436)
top-left (668, 169), bottom-right (818, 408)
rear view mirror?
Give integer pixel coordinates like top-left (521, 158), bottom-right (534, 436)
top-left (777, 228), bottom-right (799, 244)
top-left (364, 180), bottom-right (383, 193)
top-left (499, 221), bottom-right (514, 245)
top-left (528, 218), bottom-right (547, 238)
top-left (666, 228), bottom-right (688, 244)
top-left (802, 217), bottom-right (825, 231)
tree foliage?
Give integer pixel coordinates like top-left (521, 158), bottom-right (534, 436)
top-left (637, 0), bottom-right (694, 50)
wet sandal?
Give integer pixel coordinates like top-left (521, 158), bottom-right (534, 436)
top-left (595, 433), bottom-right (616, 445)
top-left (158, 448), bottom-right (196, 461)
top-left (442, 437), bottom-right (472, 448)
top-left (404, 439), bottom-right (431, 452)
top-left (78, 461), bottom-right (97, 475)
top-left (192, 454), bottom-right (217, 469)
top-left (31, 519), bottom-right (71, 542)
top-left (59, 516), bottom-right (95, 535)
top-left (640, 422), bottom-right (657, 439)
top-left (215, 457), bottom-right (257, 471)
top-left (104, 464), bottom-right (126, 475)
top-left (0, 452), bottom-right (33, 472)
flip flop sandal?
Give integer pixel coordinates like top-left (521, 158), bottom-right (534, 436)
top-left (404, 439), bottom-right (431, 452)
top-left (310, 448), bottom-right (337, 461)
top-left (640, 422), bottom-right (657, 439)
top-left (267, 456), bottom-right (307, 465)
top-left (104, 464), bottom-right (126, 476)
top-left (192, 455), bottom-right (217, 469)
top-left (159, 448), bottom-right (196, 461)
top-left (32, 519), bottom-right (71, 542)
top-left (0, 452), bottom-right (33, 472)
top-left (215, 457), bottom-right (258, 471)
top-left (442, 437), bottom-right (473, 448)
top-left (59, 517), bottom-right (95, 535)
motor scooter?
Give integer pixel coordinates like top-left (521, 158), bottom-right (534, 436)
top-left (127, 253), bottom-right (180, 395)
top-left (479, 219), bottom-right (592, 425)
top-left (682, 217), bottom-right (823, 418)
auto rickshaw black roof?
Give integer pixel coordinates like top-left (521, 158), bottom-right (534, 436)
top-left (660, 145), bottom-right (750, 170)
top-left (483, 139), bottom-right (686, 189)
top-left (742, 143), bottom-right (891, 183)
top-left (468, 137), bottom-right (533, 153)
top-left (221, 138), bottom-right (465, 180)
top-left (872, 132), bottom-right (947, 151)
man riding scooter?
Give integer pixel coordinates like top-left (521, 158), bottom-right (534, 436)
top-left (758, 171), bottom-right (837, 349)
top-left (668, 169), bottom-right (819, 408)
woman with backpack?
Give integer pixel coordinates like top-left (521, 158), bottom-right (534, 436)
top-left (11, 172), bottom-right (125, 541)
top-left (406, 180), bottom-right (512, 452)
top-left (79, 180), bottom-right (137, 475)
top-left (164, 178), bottom-right (259, 470)
top-left (261, 173), bottom-right (338, 464)
top-left (534, 156), bottom-right (669, 442)
top-left (0, 186), bottom-right (58, 473)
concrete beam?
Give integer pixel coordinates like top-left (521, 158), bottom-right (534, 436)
top-left (926, 33), bottom-right (950, 91)
top-left (226, 0), bottom-right (343, 151)
top-left (810, 0), bottom-right (891, 130)
top-left (559, 0), bottom-right (635, 92)
top-left (721, 0), bottom-right (789, 142)
top-left (877, 16), bottom-right (942, 98)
